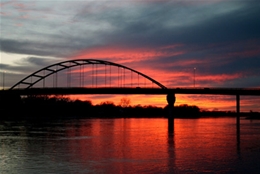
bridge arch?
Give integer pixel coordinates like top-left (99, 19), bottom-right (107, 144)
top-left (10, 59), bottom-right (167, 90)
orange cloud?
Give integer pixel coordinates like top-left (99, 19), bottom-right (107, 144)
top-left (72, 44), bottom-right (185, 64)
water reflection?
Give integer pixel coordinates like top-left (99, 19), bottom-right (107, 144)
top-left (237, 123), bottom-right (241, 155)
top-left (167, 119), bottom-right (175, 173)
top-left (1, 118), bottom-right (260, 173)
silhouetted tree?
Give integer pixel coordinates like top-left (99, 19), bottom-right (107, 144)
top-left (119, 97), bottom-right (131, 108)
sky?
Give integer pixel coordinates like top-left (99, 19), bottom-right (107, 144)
top-left (1, 0), bottom-right (260, 111)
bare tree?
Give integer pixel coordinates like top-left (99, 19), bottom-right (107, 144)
top-left (119, 97), bottom-right (131, 108)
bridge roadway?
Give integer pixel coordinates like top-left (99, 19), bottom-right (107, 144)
top-left (1, 87), bottom-right (260, 96)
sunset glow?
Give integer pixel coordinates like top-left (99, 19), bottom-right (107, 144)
top-left (1, 0), bottom-right (259, 111)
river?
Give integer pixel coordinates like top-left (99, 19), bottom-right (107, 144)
top-left (1, 117), bottom-right (260, 173)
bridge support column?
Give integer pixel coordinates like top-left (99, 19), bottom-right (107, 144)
top-left (236, 94), bottom-right (240, 143)
top-left (167, 93), bottom-right (176, 133)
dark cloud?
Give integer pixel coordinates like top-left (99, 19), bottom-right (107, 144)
top-left (178, 4), bottom-right (260, 44)
top-left (225, 76), bottom-right (260, 88)
top-left (20, 57), bottom-right (58, 67)
top-left (0, 39), bottom-right (74, 57)
top-left (0, 57), bottom-right (59, 77)
top-left (0, 63), bottom-right (10, 70)
top-left (103, 2), bottom-right (260, 48)
top-left (0, 62), bottom-right (32, 74)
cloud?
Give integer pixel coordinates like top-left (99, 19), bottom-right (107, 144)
top-left (0, 56), bottom-right (58, 76)
top-left (17, 57), bottom-right (59, 67)
top-left (2, 1), bottom-right (259, 60)
top-left (0, 63), bottom-right (10, 70)
top-left (1, 0), bottom-right (259, 110)
top-left (87, 1), bottom-right (260, 47)
top-left (0, 38), bottom-right (78, 57)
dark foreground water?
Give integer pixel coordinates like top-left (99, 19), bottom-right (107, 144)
top-left (1, 117), bottom-right (260, 174)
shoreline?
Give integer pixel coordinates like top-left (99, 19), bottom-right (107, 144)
top-left (0, 110), bottom-right (257, 121)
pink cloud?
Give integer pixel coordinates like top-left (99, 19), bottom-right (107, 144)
top-left (70, 44), bottom-right (247, 88)
top-left (71, 44), bottom-right (185, 65)
top-left (198, 73), bottom-right (242, 83)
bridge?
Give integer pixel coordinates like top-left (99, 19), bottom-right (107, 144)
top-left (9, 59), bottom-right (167, 90)
top-left (3, 87), bottom-right (260, 96)
top-left (1, 59), bottom-right (260, 125)
top-left (1, 58), bottom-right (259, 146)
top-left (2, 59), bottom-right (259, 96)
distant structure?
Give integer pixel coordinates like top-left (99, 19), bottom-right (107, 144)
top-left (10, 59), bottom-right (167, 90)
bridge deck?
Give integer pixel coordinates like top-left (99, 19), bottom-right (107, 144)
top-left (2, 87), bottom-right (260, 96)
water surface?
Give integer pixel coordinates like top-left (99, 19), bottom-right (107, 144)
top-left (1, 117), bottom-right (260, 173)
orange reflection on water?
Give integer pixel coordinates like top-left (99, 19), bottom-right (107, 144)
top-left (65, 118), bottom-right (240, 173)
top-left (173, 118), bottom-right (238, 172)
top-left (66, 119), bottom-right (170, 172)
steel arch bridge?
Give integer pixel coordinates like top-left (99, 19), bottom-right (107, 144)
top-left (10, 59), bottom-right (167, 90)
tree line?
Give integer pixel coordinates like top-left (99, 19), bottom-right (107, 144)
top-left (1, 95), bottom-right (255, 120)
top-left (1, 95), bottom-right (201, 119)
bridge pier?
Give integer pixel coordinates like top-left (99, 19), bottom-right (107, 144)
top-left (167, 93), bottom-right (176, 133)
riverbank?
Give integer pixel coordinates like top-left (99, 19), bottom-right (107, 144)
top-left (1, 95), bottom-right (259, 120)
top-left (1, 107), bottom-right (258, 121)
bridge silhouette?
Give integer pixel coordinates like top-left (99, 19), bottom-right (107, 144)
top-left (10, 59), bottom-right (167, 90)
top-left (5, 59), bottom-right (260, 96)
top-left (1, 59), bottom-right (260, 119)
top-left (1, 58), bottom-right (260, 137)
